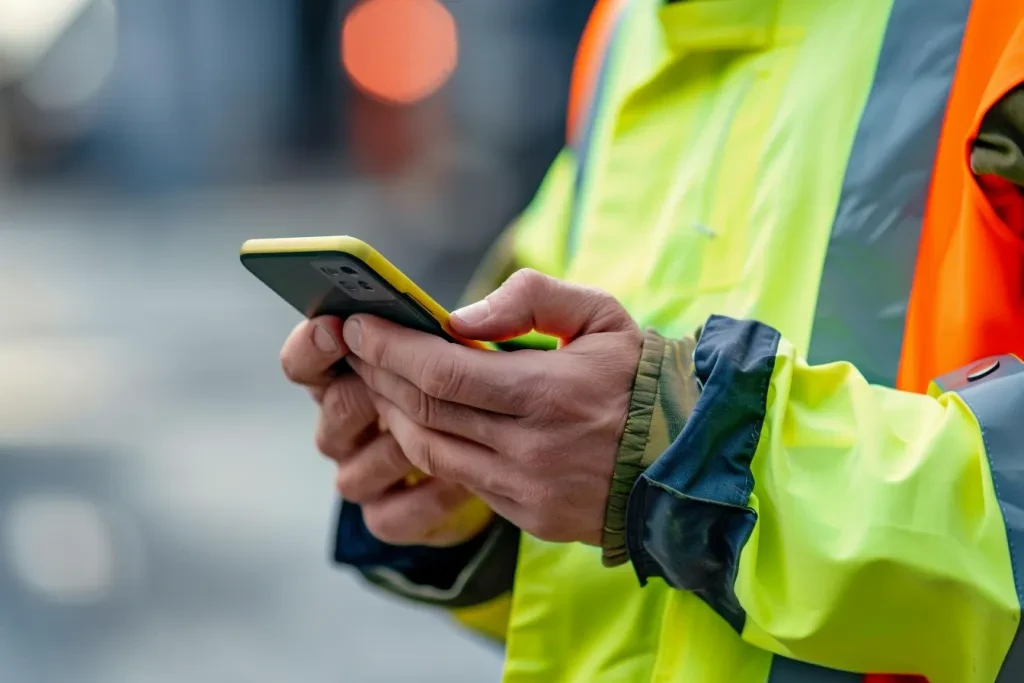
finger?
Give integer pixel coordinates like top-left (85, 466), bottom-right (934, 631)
top-left (344, 314), bottom-right (534, 414)
top-left (280, 316), bottom-right (349, 386)
top-left (449, 268), bottom-right (634, 342)
top-left (314, 375), bottom-right (379, 461)
top-left (361, 478), bottom-right (481, 546)
top-left (374, 396), bottom-right (515, 497)
top-left (335, 432), bottom-right (415, 503)
top-left (348, 356), bottom-right (508, 447)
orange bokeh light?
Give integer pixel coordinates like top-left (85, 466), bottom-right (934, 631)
top-left (341, 0), bottom-right (458, 105)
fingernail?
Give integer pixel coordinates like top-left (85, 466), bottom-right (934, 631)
top-left (452, 300), bottom-right (490, 325)
top-left (343, 318), bottom-right (363, 353)
top-left (312, 323), bottom-right (339, 353)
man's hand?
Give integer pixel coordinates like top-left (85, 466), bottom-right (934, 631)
top-left (280, 316), bottom-right (493, 547)
top-left (344, 269), bottom-right (643, 546)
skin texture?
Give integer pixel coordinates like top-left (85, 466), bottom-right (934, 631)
top-left (289, 268), bottom-right (642, 547)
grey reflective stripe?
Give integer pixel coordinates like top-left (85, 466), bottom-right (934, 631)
top-left (566, 4), bottom-right (627, 263)
top-left (943, 355), bottom-right (1024, 681)
top-left (767, 657), bottom-right (862, 682)
top-left (806, 0), bottom-right (973, 387)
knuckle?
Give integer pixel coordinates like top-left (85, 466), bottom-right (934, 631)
top-left (324, 379), bottom-right (371, 422)
top-left (314, 422), bottom-right (337, 459)
top-left (419, 352), bottom-right (463, 401)
top-left (589, 289), bottom-right (619, 316)
top-left (415, 389), bottom-right (435, 427)
top-left (421, 443), bottom-right (442, 479)
top-left (588, 289), bottom-right (634, 332)
top-left (334, 471), bottom-right (363, 503)
top-left (391, 378), bottom-right (430, 426)
top-left (362, 330), bottom-right (386, 367)
top-left (417, 354), bottom-right (445, 397)
top-left (322, 381), bottom-right (350, 416)
top-left (589, 287), bottom-right (618, 307)
top-left (279, 348), bottom-right (302, 383)
top-left (509, 267), bottom-right (545, 295)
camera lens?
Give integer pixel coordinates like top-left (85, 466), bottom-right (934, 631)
top-left (341, 281), bottom-right (358, 291)
top-left (341, 266), bottom-right (359, 275)
top-left (358, 281), bottom-right (373, 291)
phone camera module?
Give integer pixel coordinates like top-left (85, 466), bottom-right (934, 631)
top-left (341, 266), bottom-right (359, 275)
top-left (357, 281), bottom-right (373, 291)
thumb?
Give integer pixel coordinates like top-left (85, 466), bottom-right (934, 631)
top-left (450, 269), bottom-right (632, 342)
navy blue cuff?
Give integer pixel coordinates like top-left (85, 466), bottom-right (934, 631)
top-left (333, 501), bottom-right (492, 591)
top-left (625, 315), bottom-right (780, 632)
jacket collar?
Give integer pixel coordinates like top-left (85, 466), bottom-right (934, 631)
top-left (659, 0), bottom-right (780, 53)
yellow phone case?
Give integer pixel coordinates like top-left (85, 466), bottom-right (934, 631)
top-left (240, 235), bottom-right (493, 351)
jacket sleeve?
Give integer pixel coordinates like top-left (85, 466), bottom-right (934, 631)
top-left (332, 148), bottom-right (578, 641)
top-left (333, 502), bottom-right (519, 641)
top-left (611, 316), bottom-right (1023, 683)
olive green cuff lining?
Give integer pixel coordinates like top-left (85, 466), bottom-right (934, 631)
top-left (602, 330), bottom-right (666, 567)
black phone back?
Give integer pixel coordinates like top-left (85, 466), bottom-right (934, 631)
top-left (240, 251), bottom-right (455, 342)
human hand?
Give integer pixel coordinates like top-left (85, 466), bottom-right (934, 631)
top-left (344, 269), bottom-right (643, 546)
top-left (280, 316), bottom-right (493, 546)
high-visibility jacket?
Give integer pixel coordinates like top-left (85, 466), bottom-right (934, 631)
top-left (333, 0), bottom-right (1024, 681)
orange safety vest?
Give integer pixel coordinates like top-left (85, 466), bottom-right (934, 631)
top-left (899, 3), bottom-right (1024, 393)
top-left (566, 0), bottom-right (630, 150)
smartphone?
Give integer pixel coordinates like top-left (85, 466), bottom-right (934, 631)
top-left (239, 235), bottom-right (492, 350)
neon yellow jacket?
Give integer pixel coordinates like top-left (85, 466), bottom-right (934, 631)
top-left (333, 0), bottom-right (1024, 681)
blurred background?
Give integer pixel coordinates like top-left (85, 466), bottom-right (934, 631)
top-left (0, 0), bottom-right (593, 680)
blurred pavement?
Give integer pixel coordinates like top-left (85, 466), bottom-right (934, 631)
top-left (0, 180), bottom-right (505, 683)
